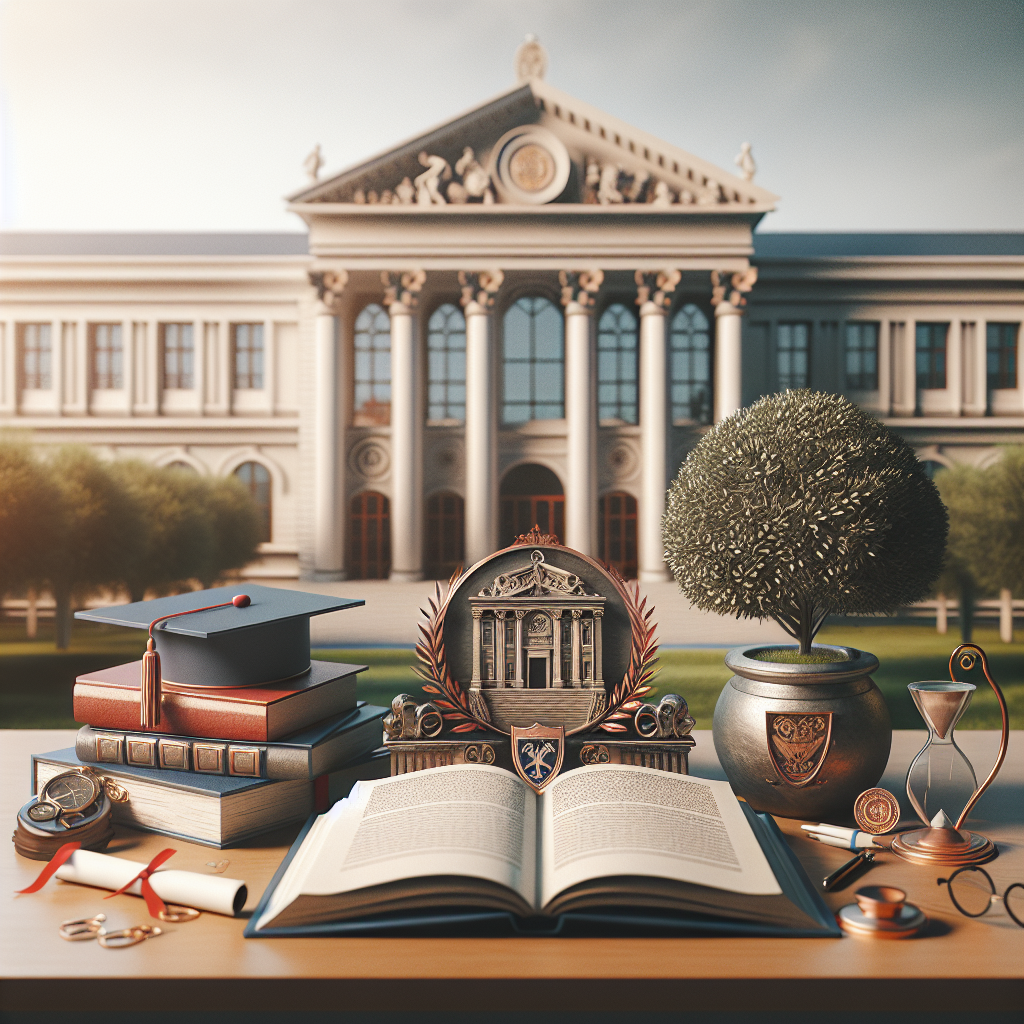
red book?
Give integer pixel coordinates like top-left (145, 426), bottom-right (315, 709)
top-left (74, 660), bottom-right (363, 742)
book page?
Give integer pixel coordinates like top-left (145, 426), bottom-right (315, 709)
top-left (256, 764), bottom-right (536, 928)
top-left (538, 765), bottom-right (781, 909)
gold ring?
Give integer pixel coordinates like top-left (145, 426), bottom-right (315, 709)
top-left (97, 925), bottom-right (162, 948)
top-left (59, 914), bottom-right (106, 941)
top-left (158, 905), bottom-right (200, 923)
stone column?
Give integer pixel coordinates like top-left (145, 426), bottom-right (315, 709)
top-left (310, 270), bottom-right (348, 579)
top-left (263, 318), bottom-right (276, 414)
top-left (969, 319), bottom-right (988, 415)
top-left (877, 319), bottom-right (892, 416)
top-left (471, 608), bottom-right (483, 685)
top-left (460, 271), bottom-right (503, 565)
top-left (496, 613), bottom-right (507, 686)
top-left (552, 610), bottom-right (563, 687)
top-left (76, 319), bottom-right (90, 415)
top-left (711, 268), bottom-right (756, 423)
top-left (570, 609), bottom-right (583, 687)
top-left (593, 609), bottom-right (604, 684)
top-left (0, 319), bottom-right (15, 413)
top-left (193, 320), bottom-right (205, 416)
top-left (714, 303), bottom-right (743, 422)
top-left (560, 270), bottom-right (603, 554)
top-left (217, 318), bottom-right (233, 415)
top-left (635, 271), bottom-right (678, 582)
top-left (384, 271), bottom-right (426, 581)
top-left (948, 320), bottom-right (963, 416)
top-left (514, 609), bottom-right (525, 685)
top-left (52, 319), bottom-right (64, 416)
top-left (122, 319), bottom-right (134, 416)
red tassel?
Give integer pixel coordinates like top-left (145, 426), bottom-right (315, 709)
top-left (141, 637), bottom-right (161, 729)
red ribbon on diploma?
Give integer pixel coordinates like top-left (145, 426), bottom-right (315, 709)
top-left (104, 848), bottom-right (177, 918)
top-left (15, 841), bottom-right (82, 893)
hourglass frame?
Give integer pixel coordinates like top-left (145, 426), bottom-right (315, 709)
top-left (892, 644), bottom-right (1010, 867)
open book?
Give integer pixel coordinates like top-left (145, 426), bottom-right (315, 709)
top-left (248, 764), bottom-right (838, 937)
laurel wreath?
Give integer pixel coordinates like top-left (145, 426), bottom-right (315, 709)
top-left (413, 566), bottom-right (659, 737)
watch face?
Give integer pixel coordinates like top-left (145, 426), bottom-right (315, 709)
top-left (27, 800), bottom-right (60, 822)
top-left (43, 771), bottom-right (100, 813)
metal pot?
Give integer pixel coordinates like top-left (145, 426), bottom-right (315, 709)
top-left (712, 644), bottom-right (891, 820)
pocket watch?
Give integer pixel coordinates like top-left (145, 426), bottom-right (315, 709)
top-left (34, 768), bottom-right (128, 828)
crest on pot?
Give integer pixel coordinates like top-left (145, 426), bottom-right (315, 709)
top-left (766, 712), bottom-right (832, 787)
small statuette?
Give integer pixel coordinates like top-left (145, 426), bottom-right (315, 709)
top-left (853, 788), bottom-right (901, 834)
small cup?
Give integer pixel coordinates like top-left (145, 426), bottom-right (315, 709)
top-left (855, 885), bottom-right (906, 919)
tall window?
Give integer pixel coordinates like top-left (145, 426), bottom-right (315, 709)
top-left (916, 323), bottom-right (948, 391)
top-left (349, 491), bottom-right (391, 579)
top-left (777, 323), bottom-right (810, 390)
top-left (424, 491), bottom-right (465, 579)
top-left (502, 297), bottom-right (564, 423)
top-left (20, 324), bottom-right (51, 389)
top-left (598, 491), bottom-right (638, 579)
top-left (845, 322), bottom-right (879, 391)
top-left (353, 303), bottom-right (391, 426)
top-left (163, 324), bottom-right (194, 390)
top-left (427, 303), bottom-right (466, 421)
top-left (233, 324), bottom-right (264, 389)
top-left (987, 323), bottom-right (1019, 391)
top-left (92, 324), bottom-right (123, 389)
top-left (234, 461), bottom-right (271, 542)
top-left (597, 303), bottom-right (638, 424)
top-left (669, 304), bottom-right (711, 423)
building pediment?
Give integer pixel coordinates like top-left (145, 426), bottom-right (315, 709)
top-left (289, 79), bottom-right (778, 213)
top-left (473, 550), bottom-right (600, 601)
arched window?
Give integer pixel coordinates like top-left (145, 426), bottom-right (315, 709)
top-left (166, 461), bottom-right (197, 474)
top-left (670, 304), bottom-right (712, 424)
top-left (353, 303), bottom-right (391, 426)
top-left (349, 491), bottom-right (391, 579)
top-left (597, 303), bottom-right (638, 424)
top-left (427, 303), bottom-right (466, 421)
top-left (234, 461), bottom-right (271, 543)
top-left (599, 491), bottom-right (638, 579)
top-left (502, 297), bottom-right (564, 423)
top-left (424, 491), bottom-right (465, 579)
top-left (499, 464), bottom-right (564, 547)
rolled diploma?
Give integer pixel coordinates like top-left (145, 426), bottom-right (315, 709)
top-left (55, 849), bottom-right (247, 916)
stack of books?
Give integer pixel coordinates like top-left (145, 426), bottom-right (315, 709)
top-left (31, 585), bottom-right (394, 848)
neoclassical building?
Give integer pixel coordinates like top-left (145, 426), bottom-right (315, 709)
top-left (2, 42), bottom-right (1022, 584)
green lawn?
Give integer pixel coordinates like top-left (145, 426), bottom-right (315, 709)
top-left (2, 618), bottom-right (1020, 730)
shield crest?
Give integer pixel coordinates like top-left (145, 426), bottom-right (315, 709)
top-left (511, 723), bottom-right (565, 793)
top-left (766, 712), bottom-right (832, 787)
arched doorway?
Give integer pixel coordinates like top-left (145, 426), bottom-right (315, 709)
top-left (599, 491), bottom-right (638, 579)
top-left (424, 491), bottom-right (464, 579)
top-left (349, 491), bottom-right (390, 579)
top-left (500, 464), bottom-right (564, 547)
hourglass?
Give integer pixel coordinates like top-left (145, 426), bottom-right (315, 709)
top-left (892, 644), bottom-right (1009, 866)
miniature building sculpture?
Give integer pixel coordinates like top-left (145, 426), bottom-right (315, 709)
top-left (384, 531), bottom-right (695, 788)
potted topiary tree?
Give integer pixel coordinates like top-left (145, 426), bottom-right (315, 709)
top-left (663, 390), bottom-right (948, 818)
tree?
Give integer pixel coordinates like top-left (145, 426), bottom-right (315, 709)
top-left (0, 441), bottom-right (61, 613)
top-left (43, 447), bottom-right (144, 648)
top-left (106, 461), bottom-right (213, 602)
top-left (936, 447), bottom-right (1024, 643)
top-left (663, 390), bottom-right (949, 655)
top-left (197, 475), bottom-right (263, 588)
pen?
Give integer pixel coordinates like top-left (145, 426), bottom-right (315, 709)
top-left (822, 850), bottom-right (875, 891)
top-left (807, 831), bottom-right (882, 851)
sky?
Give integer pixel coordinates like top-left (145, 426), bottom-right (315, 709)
top-left (1, 0), bottom-right (1021, 233)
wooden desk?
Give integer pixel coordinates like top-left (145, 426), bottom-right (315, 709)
top-left (2, 729), bottom-right (1020, 1012)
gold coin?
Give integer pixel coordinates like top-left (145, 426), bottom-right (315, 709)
top-left (854, 788), bottom-right (901, 834)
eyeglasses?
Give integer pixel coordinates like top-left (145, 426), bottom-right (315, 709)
top-left (938, 866), bottom-right (1024, 927)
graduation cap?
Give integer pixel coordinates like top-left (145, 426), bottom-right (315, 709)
top-left (76, 585), bottom-right (363, 728)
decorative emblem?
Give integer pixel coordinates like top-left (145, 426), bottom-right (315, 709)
top-left (511, 724), bottom-right (564, 792)
top-left (853, 788), bottom-right (901, 834)
top-left (765, 712), bottom-right (832, 787)
top-left (512, 524), bottom-right (560, 547)
top-left (580, 744), bottom-right (610, 765)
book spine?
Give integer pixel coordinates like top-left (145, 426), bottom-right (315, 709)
top-left (76, 725), bottom-right (289, 779)
top-left (74, 683), bottom-right (271, 742)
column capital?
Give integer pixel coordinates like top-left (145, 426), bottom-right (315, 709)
top-left (309, 269), bottom-right (348, 314)
top-left (710, 267), bottom-right (757, 309)
top-left (559, 269), bottom-right (603, 310)
top-left (382, 270), bottom-right (426, 309)
top-left (459, 270), bottom-right (504, 310)
top-left (634, 269), bottom-right (680, 310)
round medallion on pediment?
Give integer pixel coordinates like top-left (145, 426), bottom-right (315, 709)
top-left (491, 125), bottom-right (570, 206)
top-left (349, 438), bottom-right (390, 480)
top-left (606, 441), bottom-right (640, 481)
